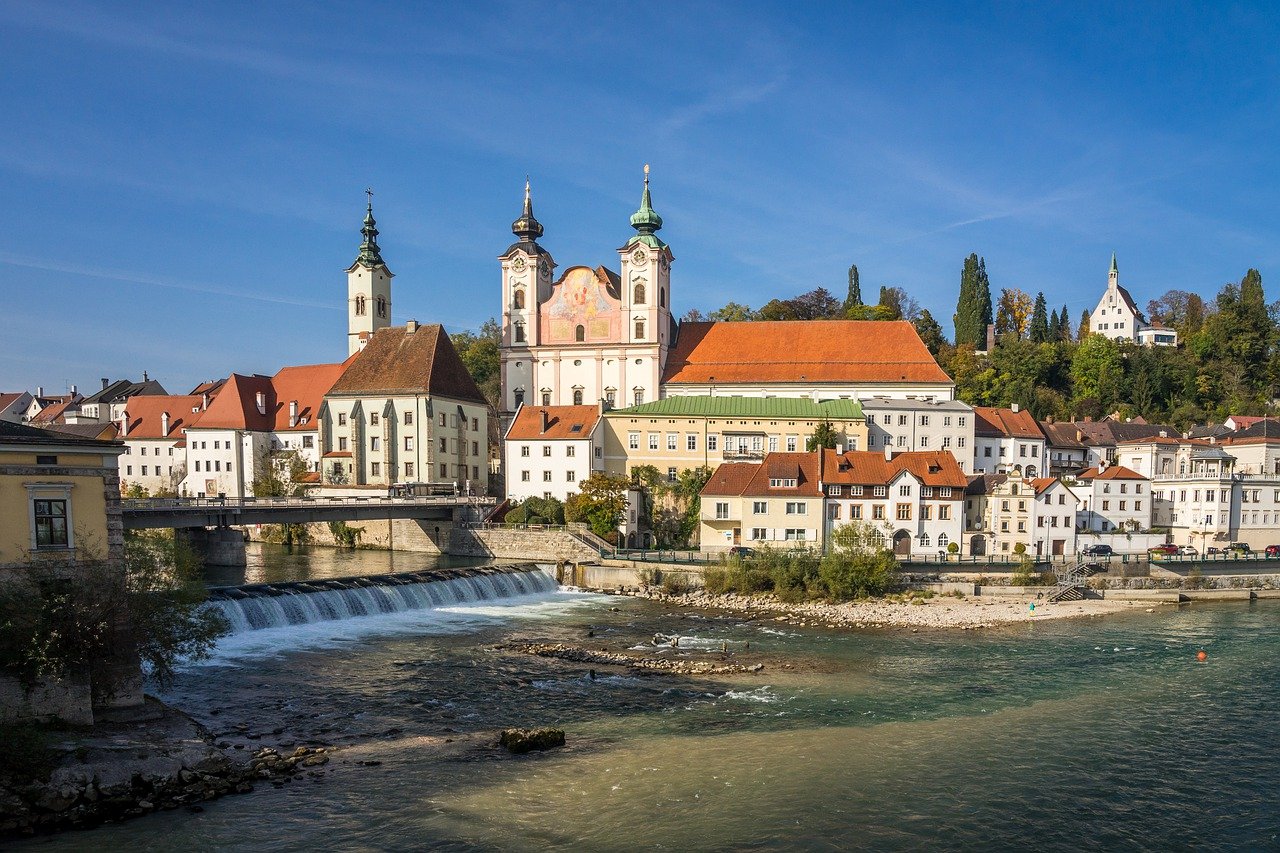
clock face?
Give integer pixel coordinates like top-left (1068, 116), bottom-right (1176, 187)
top-left (511, 256), bottom-right (527, 272)
top-left (631, 248), bottom-right (646, 265)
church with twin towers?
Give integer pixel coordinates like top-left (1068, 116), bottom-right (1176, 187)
top-left (346, 169), bottom-right (957, 426)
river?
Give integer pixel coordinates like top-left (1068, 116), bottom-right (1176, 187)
top-left (20, 544), bottom-right (1280, 851)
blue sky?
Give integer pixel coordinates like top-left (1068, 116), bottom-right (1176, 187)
top-left (2, 1), bottom-right (1277, 394)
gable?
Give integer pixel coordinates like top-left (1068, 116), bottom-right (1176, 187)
top-left (539, 266), bottom-right (622, 345)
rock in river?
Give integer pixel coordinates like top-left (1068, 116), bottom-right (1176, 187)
top-left (499, 728), bottom-right (566, 754)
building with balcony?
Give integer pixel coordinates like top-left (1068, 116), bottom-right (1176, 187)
top-left (601, 396), bottom-right (867, 482)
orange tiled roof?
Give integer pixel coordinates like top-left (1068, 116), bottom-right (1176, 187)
top-left (270, 360), bottom-right (351, 431)
top-left (121, 395), bottom-right (205, 439)
top-left (701, 452), bottom-right (822, 498)
top-left (1076, 465), bottom-right (1147, 481)
top-left (662, 320), bottom-right (952, 386)
top-left (822, 449), bottom-right (968, 489)
top-left (185, 374), bottom-right (276, 431)
top-left (30, 399), bottom-right (73, 424)
top-left (1028, 477), bottom-right (1063, 495)
top-left (973, 406), bottom-right (1044, 439)
top-left (505, 405), bottom-right (601, 441)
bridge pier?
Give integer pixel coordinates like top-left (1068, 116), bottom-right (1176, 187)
top-left (179, 527), bottom-right (247, 567)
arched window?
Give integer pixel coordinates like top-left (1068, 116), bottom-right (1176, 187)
top-left (513, 389), bottom-right (525, 407)
top-left (604, 388), bottom-right (616, 406)
top-left (573, 389), bottom-right (584, 405)
top-left (938, 533), bottom-right (949, 549)
top-left (918, 533), bottom-right (931, 548)
top-left (514, 321), bottom-right (525, 343)
top-left (376, 296), bottom-right (387, 318)
top-left (634, 283), bottom-right (646, 304)
top-left (659, 288), bottom-right (666, 308)
top-left (633, 388), bottom-right (644, 405)
top-left (635, 319), bottom-right (645, 340)
top-left (513, 289), bottom-right (525, 309)
top-left (355, 295), bottom-right (367, 316)
top-left (575, 324), bottom-right (585, 342)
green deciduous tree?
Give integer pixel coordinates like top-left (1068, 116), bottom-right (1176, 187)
top-left (805, 418), bottom-right (839, 451)
top-left (565, 472), bottom-right (630, 541)
top-left (913, 309), bottom-right (946, 356)
top-left (708, 302), bottom-right (754, 322)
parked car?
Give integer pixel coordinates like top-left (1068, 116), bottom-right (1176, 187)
top-left (1176, 545), bottom-right (1199, 557)
top-left (1148, 544), bottom-right (1179, 556)
top-left (1228, 542), bottom-right (1252, 554)
top-left (727, 546), bottom-right (756, 559)
top-left (1080, 544), bottom-right (1114, 557)
top-left (1265, 545), bottom-right (1280, 558)
top-left (1206, 546), bottom-right (1223, 556)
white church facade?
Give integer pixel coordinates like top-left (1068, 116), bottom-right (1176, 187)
top-left (1088, 254), bottom-right (1178, 347)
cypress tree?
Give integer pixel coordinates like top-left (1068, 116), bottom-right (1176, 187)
top-left (843, 264), bottom-right (862, 312)
top-left (954, 253), bottom-right (982, 346)
top-left (976, 257), bottom-right (993, 336)
top-left (1029, 292), bottom-right (1049, 343)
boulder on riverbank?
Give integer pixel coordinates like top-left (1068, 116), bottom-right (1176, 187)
top-left (499, 728), bottom-right (565, 754)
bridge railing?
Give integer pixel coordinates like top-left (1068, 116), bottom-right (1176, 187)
top-left (122, 495), bottom-right (495, 511)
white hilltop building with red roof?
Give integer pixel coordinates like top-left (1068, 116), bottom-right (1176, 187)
top-left (1088, 254), bottom-right (1178, 347)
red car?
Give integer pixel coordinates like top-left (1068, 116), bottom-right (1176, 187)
top-left (1148, 544), bottom-right (1178, 556)
top-left (1265, 545), bottom-right (1280, 558)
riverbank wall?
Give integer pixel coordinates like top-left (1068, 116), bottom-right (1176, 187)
top-left (242, 520), bottom-right (600, 563)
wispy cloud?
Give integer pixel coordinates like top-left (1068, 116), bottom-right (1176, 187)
top-left (0, 253), bottom-right (340, 311)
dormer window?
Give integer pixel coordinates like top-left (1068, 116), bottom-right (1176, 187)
top-left (769, 478), bottom-right (798, 488)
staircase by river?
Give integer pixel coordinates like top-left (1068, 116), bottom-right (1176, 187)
top-left (1045, 561), bottom-right (1105, 603)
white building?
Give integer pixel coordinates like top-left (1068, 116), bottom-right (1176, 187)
top-left (986, 477), bottom-right (1080, 558)
top-left (118, 394), bottom-right (204, 495)
top-left (973, 405), bottom-right (1046, 476)
top-left (504, 404), bottom-right (605, 502)
top-left (1071, 464), bottom-right (1152, 533)
top-left (1089, 254), bottom-right (1177, 346)
top-left (861, 398), bottom-right (974, 471)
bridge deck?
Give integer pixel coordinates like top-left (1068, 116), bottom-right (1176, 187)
top-left (121, 495), bottom-right (495, 529)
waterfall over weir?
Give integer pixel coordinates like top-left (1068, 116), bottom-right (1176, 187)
top-left (207, 564), bottom-right (557, 633)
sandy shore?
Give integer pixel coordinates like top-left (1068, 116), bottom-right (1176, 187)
top-left (629, 588), bottom-right (1159, 630)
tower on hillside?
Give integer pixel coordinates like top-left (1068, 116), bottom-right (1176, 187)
top-left (499, 179), bottom-right (556, 412)
top-left (347, 191), bottom-right (394, 356)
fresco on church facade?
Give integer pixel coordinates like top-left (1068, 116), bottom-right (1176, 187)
top-left (541, 266), bottom-right (620, 343)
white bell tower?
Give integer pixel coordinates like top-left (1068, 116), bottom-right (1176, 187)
top-left (617, 165), bottom-right (672, 405)
top-left (499, 180), bottom-right (556, 415)
top-left (347, 189), bottom-right (393, 356)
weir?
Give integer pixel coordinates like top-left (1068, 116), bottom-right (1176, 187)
top-left (206, 563), bottom-right (557, 632)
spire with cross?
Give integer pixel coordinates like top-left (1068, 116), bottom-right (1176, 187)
top-left (357, 188), bottom-right (384, 267)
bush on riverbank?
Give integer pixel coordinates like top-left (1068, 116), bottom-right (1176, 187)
top-left (704, 545), bottom-right (901, 602)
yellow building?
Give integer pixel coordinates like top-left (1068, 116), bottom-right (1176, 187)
top-left (602, 396), bottom-right (867, 482)
top-left (0, 421), bottom-right (126, 567)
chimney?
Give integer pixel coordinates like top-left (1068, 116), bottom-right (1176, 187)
top-left (406, 319), bottom-right (419, 333)
top-left (161, 411), bottom-right (170, 435)
top-left (119, 411), bottom-right (128, 438)
top-left (1011, 403), bottom-right (1020, 413)
top-left (201, 392), bottom-right (210, 410)
top-left (540, 409), bottom-right (550, 433)
top-left (884, 444), bottom-right (893, 462)
top-left (37, 386), bottom-right (43, 397)
top-left (835, 441), bottom-right (845, 454)
top-left (985, 324), bottom-right (995, 352)
top-left (70, 384), bottom-right (77, 396)
top-left (289, 400), bottom-right (299, 428)
top-left (143, 370), bottom-right (149, 382)
top-left (255, 391), bottom-right (266, 415)
top-left (1159, 430), bottom-right (1168, 438)
top-left (101, 377), bottom-right (109, 390)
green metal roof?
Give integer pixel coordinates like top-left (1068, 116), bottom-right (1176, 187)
top-left (606, 396), bottom-right (864, 419)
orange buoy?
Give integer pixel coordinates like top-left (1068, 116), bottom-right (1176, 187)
top-left (1196, 649), bottom-right (1208, 662)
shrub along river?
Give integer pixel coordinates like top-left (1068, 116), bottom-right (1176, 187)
top-left (19, 543), bottom-right (1280, 851)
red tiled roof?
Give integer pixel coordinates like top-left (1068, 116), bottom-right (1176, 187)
top-left (0, 393), bottom-right (25, 413)
top-left (701, 452), bottom-right (822, 498)
top-left (662, 320), bottom-right (952, 386)
top-left (973, 406), bottom-right (1044, 439)
top-left (30, 399), bottom-right (73, 424)
top-left (322, 451), bottom-right (352, 458)
top-left (121, 395), bottom-right (205, 439)
top-left (185, 374), bottom-right (276, 431)
top-left (1076, 465), bottom-right (1147, 481)
top-left (823, 449), bottom-right (968, 489)
top-left (1028, 477), bottom-right (1059, 495)
top-left (270, 360), bottom-right (351, 431)
top-left (505, 405), bottom-right (601, 441)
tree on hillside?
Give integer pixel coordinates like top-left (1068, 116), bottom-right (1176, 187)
top-left (878, 286), bottom-right (920, 322)
top-left (452, 318), bottom-right (502, 407)
top-left (791, 287), bottom-right (842, 320)
top-left (1058, 304), bottom-right (1072, 341)
top-left (844, 264), bottom-right (862, 312)
top-left (846, 304), bottom-right (897, 321)
top-left (994, 288), bottom-right (1033, 341)
top-left (1048, 307), bottom-right (1061, 342)
top-left (755, 298), bottom-right (800, 321)
top-left (1071, 334), bottom-right (1123, 406)
top-left (913, 309), bottom-right (946, 356)
top-left (1029, 292), bottom-right (1050, 343)
top-left (1077, 309), bottom-right (1092, 341)
top-left (708, 302), bottom-right (754, 321)
top-left (954, 253), bottom-right (993, 347)
top-left (681, 308), bottom-right (706, 322)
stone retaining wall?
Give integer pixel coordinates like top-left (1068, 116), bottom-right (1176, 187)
top-left (448, 527), bottom-right (599, 563)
